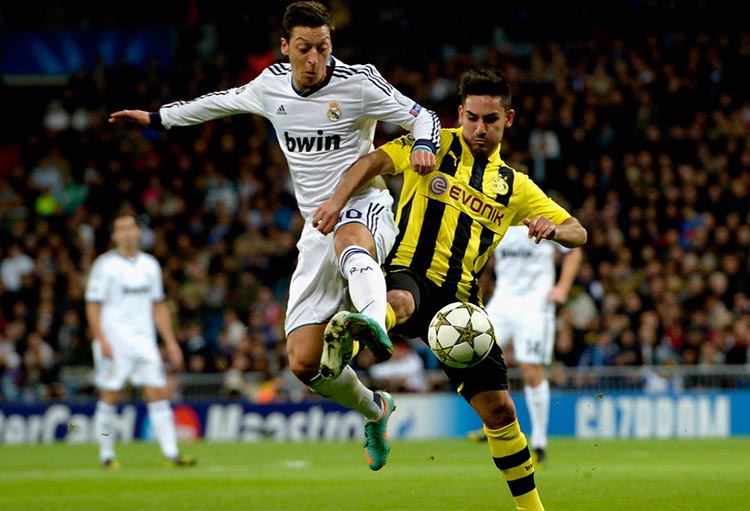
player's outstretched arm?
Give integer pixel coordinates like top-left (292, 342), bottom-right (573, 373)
top-left (109, 109), bottom-right (151, 126)
top-left (312, 149), bottom-right (396, 234)
top-left (524, 216), bottom-right (587, 248)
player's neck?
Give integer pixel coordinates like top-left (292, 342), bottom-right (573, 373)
top-left (116, 247), bottom-right (139, 259)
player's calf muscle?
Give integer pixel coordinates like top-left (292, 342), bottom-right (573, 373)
top-left (286, 328), bottom-right (325, 382)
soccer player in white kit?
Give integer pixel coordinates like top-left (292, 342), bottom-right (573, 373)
top-left (108, 1), bottom-right (440, 470)
top-left (85, 214), bottom-right (195, 469)
top-left (480, 224), bottom-right (583, 464)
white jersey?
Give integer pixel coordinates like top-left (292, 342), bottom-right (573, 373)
top-left (491, 225), bottom-right (570, 309)
top-left (85, 250), bottom-right (165, 347)
top-left (485, 225), bottom-right (568, 365)
top-left (159, 56), bottom-right (441, 220)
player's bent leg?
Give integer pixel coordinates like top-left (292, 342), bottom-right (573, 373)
top-left (309, 366), bottom-right (382, 421)
top-left (336, 220), bottom-right (392, 341)
top-left (363, 390), bottom-right (396, 471)
top-left (291, 325), bottom-right (388, 462)
top-left (471, 390), bottom-right (544, 511)
top-left (320, 311), bottom-right (355, 379)
top-left (484, 420), bottom-right (544, 511)
top-left (287, 324), bottom-right (329, 384)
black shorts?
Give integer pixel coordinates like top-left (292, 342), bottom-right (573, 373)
top-left (385, 267), bottom-right (508, 401)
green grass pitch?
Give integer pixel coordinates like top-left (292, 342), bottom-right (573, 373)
top-left (1, 437), bottom-right (747, 510)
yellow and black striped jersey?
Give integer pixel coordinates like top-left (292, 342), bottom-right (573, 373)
top-left (380, 127), bottom-right (571, 305)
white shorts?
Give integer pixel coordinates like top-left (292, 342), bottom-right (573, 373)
top-left (284, 188), bottom-right (397, 335)
top-left (93, 339), bottom-right (167, 391)
top-left (485, 297), bottom-right (555, 366)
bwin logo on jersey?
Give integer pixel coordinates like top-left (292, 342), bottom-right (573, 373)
top-left (499, 249), bottom-right (534, 258)
top-left (122, 285), bottom-right (151, 294)
top-left (284, 130), bottom-right (342, 153)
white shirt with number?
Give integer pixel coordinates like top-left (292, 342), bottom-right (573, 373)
top-left (491, 225), bottom-right (570, 308)
top-left (159, 56), bottom-right (441, 334)
top-left (484, 225), bottom-right (570, 365)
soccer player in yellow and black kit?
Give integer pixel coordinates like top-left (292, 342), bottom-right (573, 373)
top-left (313, 68), bottom-right (587, 509)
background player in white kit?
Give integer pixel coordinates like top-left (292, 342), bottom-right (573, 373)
top-left (85, 213), bottom-right (195, 469)
top-left (108, 1), bottom-right (440, 470)
top-left (471, 224), bottom-right (583, 465)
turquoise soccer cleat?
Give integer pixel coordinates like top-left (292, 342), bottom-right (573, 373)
top-left (344, 312), bottom-right (393, 362)
top-left (363, 391), bottom-right (396, 471)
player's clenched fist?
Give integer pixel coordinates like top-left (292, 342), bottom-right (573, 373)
top-left (409, 148), bottom-right (437, 175)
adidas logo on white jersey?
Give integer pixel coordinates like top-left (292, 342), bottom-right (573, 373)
top-left (276, 105), bottom-right (287, 115)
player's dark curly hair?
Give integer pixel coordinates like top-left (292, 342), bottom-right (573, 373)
top-left (459, 68), bottom-right (512, 109)
top-left (282, 1), bottom-right (335, 41)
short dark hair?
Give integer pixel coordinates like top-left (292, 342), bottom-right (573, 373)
top-left (282, 1), bottom-right (335, 40)
top-left (110, 212), bottom-right (139, 230)
top-left (458, 68), bottom-right (512, 109)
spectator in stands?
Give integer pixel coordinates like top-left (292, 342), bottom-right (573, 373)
top-left (56, 308), bottom-right (89, 366)
top-left (21, 331), bottom-right (57, 401)
top-left (217, 307), bottom-right (248, 355)
top-left (1, 243), bottom-right (35, 294)
top-left (0, 322), bottom-right (24, 401)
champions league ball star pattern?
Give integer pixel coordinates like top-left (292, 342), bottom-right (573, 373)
top-left (427, 302), bottom-right (495, 368)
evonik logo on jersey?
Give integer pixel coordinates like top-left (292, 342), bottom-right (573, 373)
top-left (428, 173), bottom-right (506, 231)
top-left (284, 130), bottom-right (342, 153)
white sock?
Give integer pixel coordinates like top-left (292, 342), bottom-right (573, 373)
top-left (309, 366), bottom-right (382, 421)
top-left (94, 401), bottom-right (117, 462)
top-left (524, 379), bottom-right (550, 450)
top-left (147, 400), bottom-right (179, 460)
top-left (339, 245), bottom-right (387, 331)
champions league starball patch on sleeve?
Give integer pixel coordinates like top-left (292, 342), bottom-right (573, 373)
top-left (409, 103), bottom-right (423, 117)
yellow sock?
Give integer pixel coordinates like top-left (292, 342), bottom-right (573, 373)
top-left (385, 302), bottom-right (396, 331)
top-left (485, 420), bottom-right (544, 511)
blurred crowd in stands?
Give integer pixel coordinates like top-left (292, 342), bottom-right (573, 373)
top-left (1, 2), bottom-right (749, 403)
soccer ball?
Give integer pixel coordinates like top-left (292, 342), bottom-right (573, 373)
top-left (427, 302), bottom-right (495, 368)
